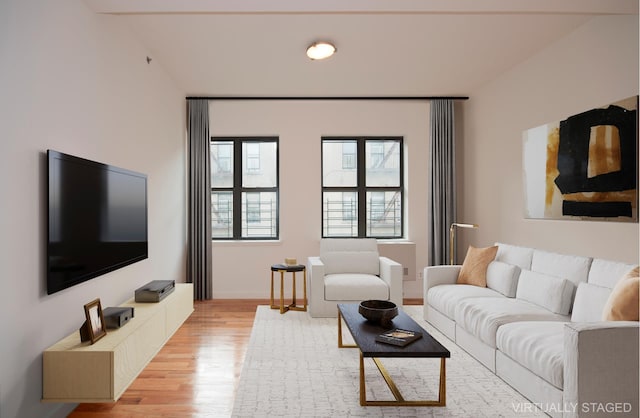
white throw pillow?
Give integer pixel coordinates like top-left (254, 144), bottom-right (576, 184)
top-left (571, 282), bottom-right (611, 322)
top-left (486, 261), bottom-right (520, 297)
top-left (530, 249), bottom-right (592, 286)
top-left (516, 270), bottom-right (574, 315)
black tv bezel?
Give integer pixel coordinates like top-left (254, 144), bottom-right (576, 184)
top-left (46, 150), bottom-right (148, 295)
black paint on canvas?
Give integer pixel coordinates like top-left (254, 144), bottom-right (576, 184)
top-left (554, 105), bottom-right (636, 194)
top-left (562, 200), bottom-right (633, 218)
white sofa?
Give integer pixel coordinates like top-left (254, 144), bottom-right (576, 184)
top-left (307, 238), bottom-right (403, 318)
top-left (423, 243), bottom-right (639, 418)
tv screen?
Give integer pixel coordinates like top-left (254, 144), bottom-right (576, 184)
top-left (47, 150), bottom-right (148, 295)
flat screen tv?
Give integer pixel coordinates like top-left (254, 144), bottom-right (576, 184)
top-left (47, 150), bottom-right (148, 295)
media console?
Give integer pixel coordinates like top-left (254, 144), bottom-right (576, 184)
top-left (42, 283), bottom-right (193, 403)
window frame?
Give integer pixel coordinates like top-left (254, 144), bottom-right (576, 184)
top-left (211, 136), bottom-right (279, 240)
top-left (321, 136), bottom-right (404, 239)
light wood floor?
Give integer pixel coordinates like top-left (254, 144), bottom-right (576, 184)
top-left (69, 298), bottom-right (422, 418)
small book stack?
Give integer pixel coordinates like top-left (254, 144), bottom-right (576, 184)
top-left (375, 329), bottom-right (423, 347)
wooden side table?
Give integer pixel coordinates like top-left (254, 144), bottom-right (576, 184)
top-left (270, 264), bottom-right (307, 314)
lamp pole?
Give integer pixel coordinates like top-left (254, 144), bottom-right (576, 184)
top-left (449, 223), bottom-right (479, 265)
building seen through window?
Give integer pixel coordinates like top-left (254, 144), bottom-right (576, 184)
top-left (322, 137), bottom-right (403, 238)
top-left (210, 137), bottom-right (278, 239)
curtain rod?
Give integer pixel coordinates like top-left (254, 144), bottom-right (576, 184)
top-left (185, 96), bottom-right (469, 101)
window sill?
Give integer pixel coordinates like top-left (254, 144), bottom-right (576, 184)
top-left (212, 240), bottom-right (282, 247)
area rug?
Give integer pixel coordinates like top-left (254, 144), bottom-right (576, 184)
top-left (231, 306), bottom-right (546, 417)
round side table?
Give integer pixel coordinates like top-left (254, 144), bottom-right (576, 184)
top-left (270, 264), bottom-right (307, 314)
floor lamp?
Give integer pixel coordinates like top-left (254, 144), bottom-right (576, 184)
top-left (449, 223), bottom-right (479, 265)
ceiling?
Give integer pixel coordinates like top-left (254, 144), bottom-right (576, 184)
top-left (83, 0), bottom-right (638, 97)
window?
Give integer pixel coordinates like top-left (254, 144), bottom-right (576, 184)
top-left (245, 142), bottom-right (261, 173)
top-left (322, 137), bottom-right (403, 238)
top-left (211, 137), bottom-right (278, 239)
top-left (342, 141), bottom-right (356, 169)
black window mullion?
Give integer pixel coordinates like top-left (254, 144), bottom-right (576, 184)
top-left (232, 139), bottom-right (242, 239)
top-left (356, 138), bottom-right (367, 238)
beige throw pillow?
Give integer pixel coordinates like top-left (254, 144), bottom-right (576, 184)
top-left (457, 245), bottom-right (498, 287)
top-left (602, 266), bottom-right (640, 321)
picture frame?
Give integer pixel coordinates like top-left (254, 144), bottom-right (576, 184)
top-left (82, 298), bottom-right (107, 344)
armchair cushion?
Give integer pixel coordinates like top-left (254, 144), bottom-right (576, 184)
top-left (320, 238), bottom-right (380, 275)
top-left (324, 273), bottom-right (389, 301)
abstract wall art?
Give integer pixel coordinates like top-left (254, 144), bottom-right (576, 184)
top-left (523, 96), bottom-right (638, 222)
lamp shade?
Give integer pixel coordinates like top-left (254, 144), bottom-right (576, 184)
top-left (306, 42), bottom-right (336, 60)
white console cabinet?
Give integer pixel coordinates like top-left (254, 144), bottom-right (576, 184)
top-left (42, 283), bottom-right (193, 403)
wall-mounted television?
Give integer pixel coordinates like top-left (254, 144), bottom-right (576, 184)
top-left (47, 150), bottom-right (148, 295)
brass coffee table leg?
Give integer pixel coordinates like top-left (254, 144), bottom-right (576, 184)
top-left (359, 354), bottom-right (447, 407)
top-left (337, 311), bottom-right (357, 348)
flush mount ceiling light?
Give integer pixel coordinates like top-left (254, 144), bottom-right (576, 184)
top-left (306, 41), bottom-right (336, 60)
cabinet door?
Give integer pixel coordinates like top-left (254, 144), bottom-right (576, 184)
top-left (43, 351), bottom-right (112, 401)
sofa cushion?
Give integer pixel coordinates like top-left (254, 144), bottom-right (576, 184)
top-left (588, 259), bottom-right (638, 289)
top-left (494, 243), bottom-right (534, 270)
top-left (602, 267), bottom-right (640, 321)
top-left (320, 238), bottom-right (380, 275)
top-left (324, 273), bottom-right (388, 301)
top-left (496, 321), bottom-right (565, 389)
top-left (455, 297), bottom-right (568, 348)
top-left (516, 270), bottom-right (574, 315)
top-left (571, 283), bottom-right (611, 322)
top-left (486, 261), bottom-right (520, 297)
top-left (457, 245), bottom-right (498, 287)
top-left (530, 249), bottom-right (591, 287)
top-left (427, 284), bottom-right (503, 319)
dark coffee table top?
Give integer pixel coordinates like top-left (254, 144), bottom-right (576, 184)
top-left (338, 303), bottom-right (450, 359)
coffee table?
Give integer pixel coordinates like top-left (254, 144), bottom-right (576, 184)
top-left (337, 303), bottom-right (450, 407)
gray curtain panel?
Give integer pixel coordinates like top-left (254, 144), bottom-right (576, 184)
top-left (187, 99), bottom-right (213, 300)
top-left (428, 100), bottom-right (456, 266)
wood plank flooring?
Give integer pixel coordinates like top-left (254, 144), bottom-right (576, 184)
top-left (69, 298), bottom-right (422, 418)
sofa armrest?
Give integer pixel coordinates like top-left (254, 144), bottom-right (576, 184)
top-left (563, 322), bottom-right (639, 418)
top-left (422, 265), bottom-right (461, 299)
top-left (379, 256), bottom-right (403, 308)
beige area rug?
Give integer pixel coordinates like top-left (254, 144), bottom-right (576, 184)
top-left (231, 306), bottom-right (547, 417)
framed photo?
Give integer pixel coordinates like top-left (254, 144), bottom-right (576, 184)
top-left (83, 298), bottom-right (107, 344)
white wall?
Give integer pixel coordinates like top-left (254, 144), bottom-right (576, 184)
top-left (0, 1), bottom-right (186, 417)
top-left (210, 100), bottom-right (429, 299)
top-left (460, 15), bottom-right (639, 263)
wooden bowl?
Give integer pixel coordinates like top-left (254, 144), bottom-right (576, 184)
top-left (358, 300), bottom-right (398, 327)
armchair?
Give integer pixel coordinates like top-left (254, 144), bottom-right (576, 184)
top-left (307, 238), bottom-right (403, 318)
